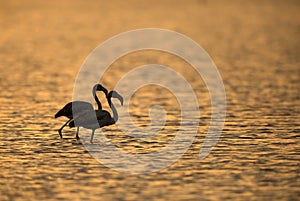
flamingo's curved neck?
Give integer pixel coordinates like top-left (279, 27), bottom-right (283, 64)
top-left (108, 96), bottom-right (118, 122)
top-left (93, 88), bottom-right (102, 110)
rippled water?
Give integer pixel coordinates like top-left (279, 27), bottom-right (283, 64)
top-left (0, 0), bottom-right (299, 200)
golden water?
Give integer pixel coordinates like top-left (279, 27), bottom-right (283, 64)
top-left (0, 0), bottom-right (299, 200)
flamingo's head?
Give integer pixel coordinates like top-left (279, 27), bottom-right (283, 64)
top-left (93, 84), bottom-right (108, 96)
top-left (108, 90), bottom-right (123, 106)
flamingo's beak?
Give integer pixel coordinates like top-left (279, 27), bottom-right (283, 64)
top-left (120, 97), bottom-right (124, 106)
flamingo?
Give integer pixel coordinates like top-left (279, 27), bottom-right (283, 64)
top-left (54, 84), bottom-right (108, 139)
top-left (68, 90), bottom-right (123, 143)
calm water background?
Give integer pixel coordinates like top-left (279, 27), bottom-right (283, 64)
top-left (0, 0), bottom-right (299, 200)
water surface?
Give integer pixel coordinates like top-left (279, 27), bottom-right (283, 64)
top-left (0, 0), bottom-right (299, 200)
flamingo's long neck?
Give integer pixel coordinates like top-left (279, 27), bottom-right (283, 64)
top-left (111, 101), bottom-right (118, 122)
top-left (108, 95), bottom-right (118, 122)
top-left (93, 88), bottom-right (102, 110)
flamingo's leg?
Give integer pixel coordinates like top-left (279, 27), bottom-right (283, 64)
top-left (90, 129), bottom-right (95, 144)
top-left (58, 119), bottom-right (72, 139)
top-left (76, 127), bottom-right (80, 140)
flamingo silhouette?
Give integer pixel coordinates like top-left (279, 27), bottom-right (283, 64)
top-left (54, 84), bottom-right (108, 139)
top-left (69, 90), bottom-right (123, 143)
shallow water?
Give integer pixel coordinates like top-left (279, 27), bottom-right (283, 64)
top-left (0, 0), bottom-right (299, 200)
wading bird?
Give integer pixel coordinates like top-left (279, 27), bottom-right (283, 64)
top-left (69, 90), bottom-right (123, 143)
top-left (54, 84), bottom-right (108, 139)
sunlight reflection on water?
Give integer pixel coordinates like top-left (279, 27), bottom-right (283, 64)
top-left (0, 0), bottom-right (299, 200)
